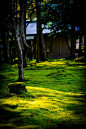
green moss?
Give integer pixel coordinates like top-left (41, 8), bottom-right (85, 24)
top-left (8, 82), bottom-right (26, 94)
top-left (74, 56), bottom-right (85, 62)
top-left (0, 59), bottom-right (86, 128)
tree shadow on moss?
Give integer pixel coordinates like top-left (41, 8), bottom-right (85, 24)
top-left (0, 103), bottom-right (19, 128)
top-left (0, 74), bottom-right (18, 98)
top-left (0, 100), bottom-right (86, 129)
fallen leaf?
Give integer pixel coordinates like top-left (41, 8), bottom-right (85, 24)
top-left (47, 120), bottom-right (51, 123)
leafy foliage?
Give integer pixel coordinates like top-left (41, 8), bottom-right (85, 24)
top-left (40, 0), bottom-right (86, 36)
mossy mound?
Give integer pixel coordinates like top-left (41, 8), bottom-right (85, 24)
top-left (74, 56), bottom-right (85, 62)
top-left (8, 82), bottom-right (27, 94)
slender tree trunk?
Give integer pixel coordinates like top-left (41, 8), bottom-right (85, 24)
top-left (36, 1), bottom-right (47, 62)
top-left (6, 31), bottom-right (10, 61)
top-left (49, 36), bottom-right (52, 59)
top-left (20, 0), bottom-right (29, 67)
top-left (36, 2), bottom-right (40, 63)
top-left (40, 29), bottom-right (47, 60)
top-left (12, 0), bottom-right (24, 81)
top-left (13, 16), bottom-right (24, 81)
top-left (79, 34), bottom-right (82, 57)
top-left (65, 35), bottom-right (71, 51)
top-left (1, 28), bottom-right (8, 63)
top-left (84, 37), bottom-right (86, 62)
top-left (70, 24), bottom-right (75, 58)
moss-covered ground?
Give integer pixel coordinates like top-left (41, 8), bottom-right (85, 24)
top-left (0, 59), bottom-right (86, 129)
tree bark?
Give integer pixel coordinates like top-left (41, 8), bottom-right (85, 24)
top-left (36, 2), bottom-right (40, 63)
top-left (79, 34), bottom-right (82, 57)
top-left (70, 24), bottom-right (75, 58)
top-left (40, 29), bottom-right (47, 60)
top-left (13, 16), bottom-right (24, 81)
top-left (6, 31), bottom-right (10, 61)
top-left (49, 36), bottom-right (52, 59)
top-left (1, 28), bottom-right (8, 63)
top-left (64, 35), bottom-right (71, 51)
top-left (84, 37), bottom-right (86, 62)
top-left (36, 0), bottom-right (47, 62)
top-left (20, 1), bottom-right (29, 67)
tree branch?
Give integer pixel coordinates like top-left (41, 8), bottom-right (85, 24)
top-left (12, 6), bottom-right (36, 13)
top-left (12, 16), bottom-right (22, 51)
top-left (20, 7), bottom-right (30, 48)
top-left (64, 35), bottom-right (71, 51)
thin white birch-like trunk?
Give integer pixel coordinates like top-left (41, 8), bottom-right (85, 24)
top-left (20, 3), bottom-right (29, 66)
top-left (13, 16), bottom-right (24, 81)
top-left (21, 7), bottom-right (29, 48)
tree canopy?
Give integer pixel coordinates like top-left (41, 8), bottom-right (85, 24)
top-left (40, 0), bottom-right (86, 35)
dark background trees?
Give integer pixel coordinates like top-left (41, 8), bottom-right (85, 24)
top-left (0, 0), bottom-right (28, 81)
top-left (41, 0), bottom-right (86, 58)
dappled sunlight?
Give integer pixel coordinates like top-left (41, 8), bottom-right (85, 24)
top-left (36, 61), bottom-right (52, 66)
top-left (13, 64), bottom-right (18, 68)
top-left (26, 60), bottom-right (86, 69)
top-left (16, 125), bottom-right (40, 129)
top-left (35, 61), bottom-right (66, 67)
top-left (0, 86), bottom-right (86, 128)
top-left (26, 86), bottom-right (83, 96)
top-left (77, 65), bottom-right (86, 68)
top-left (0, 59), bottom-right (86, 128)
top-left (51, 61), bottom-right (65, 65)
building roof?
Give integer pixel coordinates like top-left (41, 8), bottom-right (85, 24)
top-left (26, 21), bottom-right (51, 36)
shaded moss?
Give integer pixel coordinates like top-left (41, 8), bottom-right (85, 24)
top-left (8, 82), bottom-right (27, 94)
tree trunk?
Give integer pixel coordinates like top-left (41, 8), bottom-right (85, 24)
top-left (79, 34), bottom-right (82, 57)
top-left (49, 36), bottom-right (52, 59)
top-left (36, 1), bottom-right (47, 62)
top-left (6, 31), bottom-right (10, 61)
top-left (65, 35), bottom-right (71, 51)
top-left (1, 28), bottom-right (8, 63)
top-left (36, 2), bottom-right (41, 63)
top-left (20, 0), bottom-right (29, 67)
top-left (13, 16), bottom-right (24, 81)
top-left (40, 29), bottom-right (47, 60)
top-left (84, 37), bottom-right (86, 62)
top-left (70, 24), bottom-right (75, 58)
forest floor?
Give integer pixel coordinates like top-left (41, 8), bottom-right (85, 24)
top-left (0, 58), bottom-right (86, 129)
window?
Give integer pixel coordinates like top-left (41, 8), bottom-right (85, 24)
top-left (75, 38), bottom-right (85, 53)
top-left (76, 39), bottom-right (79, 52)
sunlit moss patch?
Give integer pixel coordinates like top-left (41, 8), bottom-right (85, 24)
top-left (1, 86), bottom-right (86, 128)
top-left (0, 59), bottom-right (86, 128)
